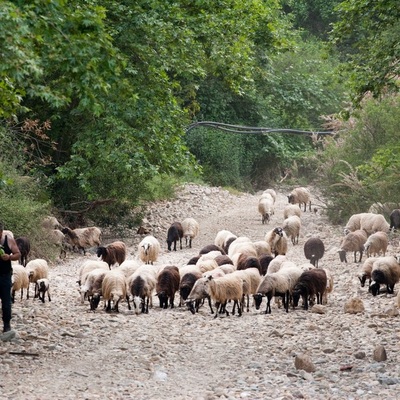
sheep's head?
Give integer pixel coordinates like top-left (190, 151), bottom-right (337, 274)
top-left (273, 227), bottom-right (284, 237)
top-left (156, 291), bottom-right (168, 309)
top-left (90, 293), bottom-right (101, 311)
top-left (292, 289), bottom-right (301, 308)
top-left (253, 293), bottom-right (263, 310)
top-left (358, 274), bottom-right (367, 287)
top-left (142, 243), bottom-right (151, 255)
top-left (369, 280), bottom-right (380, 296)
top-left (133, 295), bottom-right (144, 315)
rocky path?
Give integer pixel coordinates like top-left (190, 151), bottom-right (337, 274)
top-left (1, 184), bottom-right (400, 400)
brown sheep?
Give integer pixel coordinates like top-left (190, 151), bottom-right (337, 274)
top-left (96, 241), bottom-right (126, 269)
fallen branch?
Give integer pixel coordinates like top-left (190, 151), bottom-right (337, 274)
top-left (8, 351), bottom-right (39, 357)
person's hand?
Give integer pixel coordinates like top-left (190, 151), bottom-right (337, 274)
top-left (0, 254), bottom-right (10, 261)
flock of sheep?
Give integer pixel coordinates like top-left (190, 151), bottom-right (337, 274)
top-left (9, 186), bottom-right (400, 317)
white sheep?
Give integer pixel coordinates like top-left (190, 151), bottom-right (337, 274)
top-left (11, 264), bottom-right (29, 302)
top-left (363, 231), bottom-right (388, 257)
top-left (204, 274), bottom-right (244, 318)
top-left (196, 258), bottom-right (218, 274)
top-left (282, 215), bottom-right (301, 245)
top-left (80, 267), bottom-right (109, 306)
top-left (138, 235), bottom-right (161, 265)
top-left (287, 187), bottom-right (311, 212)
top-left (265, 227), bottom-right (288, 257)
top-left (262, 189), bottom-right (277, 203)
top-left (338, 229), bottom-right (368, 263)
top-left (266, 255), bottom-right (288, 275)
top-left (25, 259), bottom-right (49, 299)
top-left (283, 204), bottom-right (302, 220)
top-left (101, 269), bottom-right (129, 312)
top-left (231, 268), bottom-right (261, 312)
top-left (369, 256), bottom-right (400, 296)
top-left (35, 278), bottom-right (51, 303)
top-left (77, 259), bottom-right (109, 287)
top-left (252, 241), bottom-right (272, 257)
top-left (258, 197), bottom-right (274, 224)
top-left (61, 226), bottom-right (102, 255)
top-left (117, 259), bottom-right (142, 278)
top-left (181, 217), bottom-right (200, 248)
top-left (48, 229), bottom-right (68, 258)
top-left (253, 266), bottom-right (303, 313)
top-left (358, 257), bottom-right (379, 288)
top-left (343, 213), bottom-right (367, 234)
top-left (127, 266), bottom-right (158, 314)
top-left (227, 237), bottom-right (253, 258)
top-left (214, 230), bottom-right (235, 249)
top-left (360, 213), bottom-right (390, 235)
top-left (186, 276), bottom-right (214, 314)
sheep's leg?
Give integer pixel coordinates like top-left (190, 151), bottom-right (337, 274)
top-left (179, 239), bottom-right (182, 250)
top-left (126, 295), bottom-right (131, 310)
top-left (170, 296), bottom-right (175, 309)
top-left (284, 291), bottom-right (290, 313)
top-left (236, 300), bottom-right (242, 317)
top-left (266, 296), bottom-right (271, 314)
top-left (47, 289), bottom-right (51, 302)
top-left (145, 297), bottom-right (149, 313)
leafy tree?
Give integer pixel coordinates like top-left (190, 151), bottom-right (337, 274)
top-left (331, 0), bottom-right (400, 102)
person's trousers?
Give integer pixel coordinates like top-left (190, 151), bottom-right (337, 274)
top-left (0, 274), bottom-right (12, 324)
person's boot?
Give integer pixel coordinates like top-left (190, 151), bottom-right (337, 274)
top-left (3, 322), bottom-right (11, 333)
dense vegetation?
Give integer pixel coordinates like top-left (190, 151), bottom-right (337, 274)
top-left (0, 0), bottom-right (399, 241)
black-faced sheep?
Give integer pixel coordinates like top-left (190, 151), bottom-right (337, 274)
top-left (35, 278), bottom-right (51, 303)
top-left (204, 274), bottom-right (243, 318)
top-left (282, 215), bottom-right (301, 245)
top-left (287, 187), bottom-right (311, 212)
top-left (96, 240), bottom-right (127, 269)
top-left (303, 237), bottom-right (325, 267)
top-left (166, 222), bottom-right (183, 251)
top-left (390, 209), bottom-right (400, 231)
top-left (127, 266), bottom-right (158, 314)
top-left (186, 276), bottom-right (214, 314)
top-left (101, 269), bottom-right (130, 312)
top-left (77, 259), bottom-right (109, 288)
top-left (181, 218), bottom-right (199, 248)
top-left (283, 204), bottom-right (302, 220)
top-left (15, 237), bottom-right (30, 267)
top-left (363, 231), bottom-right (388, 257)
top-left (253, 266), bottom-right (302, 314)
top-left (369, 256), bottom-right (400, 296)
top-left (80, 267), bottom-right (109, 308)
top-left (358, 257), bottom-right (378, 288)
top-left (138, 235), bottom-right (161, 265)
top-left (258, 197), bottom-right (274, 224)
top-left (61, 226), bottom-right (102, 255)
top-left (25, 259), bottom-right (49, 299)
top-left (11, 264), bottom-right (29, 303)
top-left (265, 227), bottom-right (288, 257)
top-left (179, 270), bottom-right (203, 308)
top-left (292, 269), bottom-right (327, 310)
top-left (156, 266), bottom-right (180, 309)
top-left (338, 229), bottom-right (368, 263)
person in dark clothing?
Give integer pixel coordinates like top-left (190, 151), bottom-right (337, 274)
top-left (0, 223), bottom-right (21, 333)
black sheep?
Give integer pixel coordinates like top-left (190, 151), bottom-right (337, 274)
top-left (179, 272), bottom-right (202, 304)
top-left (236, 254), bottom-right (261, 274)
top-left (390, 209), bottom-right (400, 231)
top-left (303, 237), bottom-right (325, 267)
top-left (156, 266), bottom-right (180, 309)
top-left (292, 269), bottom-right (327, 310)
top-left (166, 222), bottom-right (183, 251)
top-left (15, 236), bottom-right (31, 267)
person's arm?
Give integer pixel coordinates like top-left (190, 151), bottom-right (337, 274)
top-left (1, 237), bottom-right (21, 262)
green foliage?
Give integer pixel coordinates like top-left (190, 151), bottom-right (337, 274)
top-left (331, 0), bottom-right (400, 102)
top-left (316, 94), bottom-right (400, 222)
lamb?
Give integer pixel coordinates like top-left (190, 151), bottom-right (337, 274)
top-left (292, 269), bottom-right (327, 310)
top-left (358, 257), bottom-right (378, 288)
top-left (11, 264), bottom-right (29, 303)
top-left (287, 187), bottom-right (311, 212)
top-left (156, 266), bottom-right (180, 309)
top-left (203, 274), bottom-right (243, 318)
top-left (265, 227), bottom-right (288, 257)
top-left (282, 215), bottom-right (301, 245)
top-left (360, 213), bottom-right (390, 235)
top-left (166, 222), bottom-right (183, 251)
top-left (101, 269), bottom-right (130, 312)
top-left (127, 266), bottom-right (158, 314)
top-left (303, 237), bottom-right (325, 267)
top-left (61, 226), bottom-right (102, 255)
top-left (258, 197), bottom-right (274, 224)
top-left (25, 259), bottom-right (49, 299)
top-left (338, 229), bottom-right (368, 263)
top-left (390, 209), bottom-right (400, 231)
top-left (283, 204), bottom-right (302, 219)
top-left (181, 217), bottom-right (199, 248)
top-left (363, 231), bottom-right (388, 257)
top-left (253, 266), bottom-right (303, 314)
top-left (96, 240), bottom-right (127, 269)
top-left (138, 235), bottom-right (161, 265)
top-left (369, 256), bottom-right (400, 296)
top-left (15, 236), bottom-right (30, 267)
top-left (35, 278), bottom-right (51, 303)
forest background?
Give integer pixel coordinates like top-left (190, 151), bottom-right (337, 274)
top-left (1, 0), bottom-right (399, 258)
